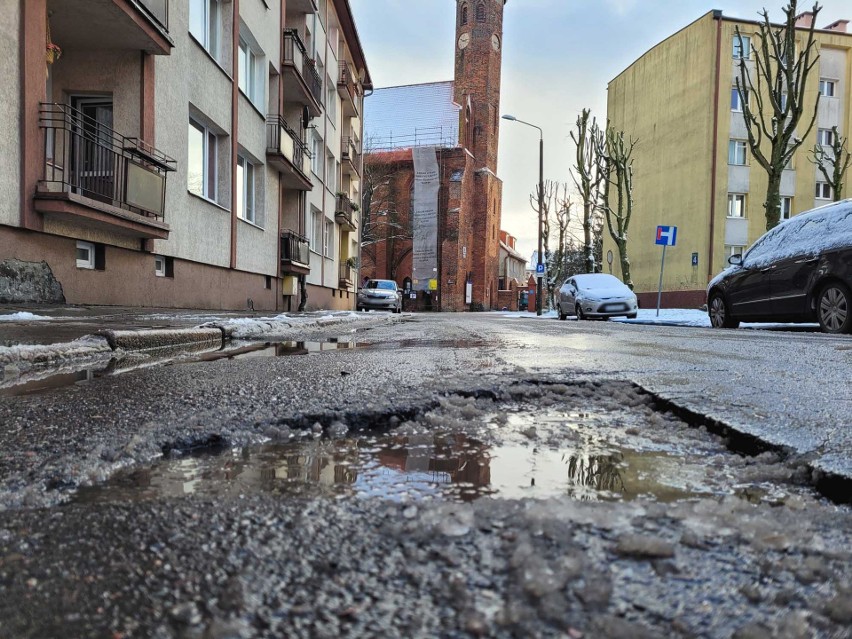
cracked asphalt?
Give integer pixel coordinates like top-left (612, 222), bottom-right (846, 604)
top-left (0, 313), bottom-right (851, 638)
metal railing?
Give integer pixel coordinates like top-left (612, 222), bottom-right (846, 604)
top-left (341, 137), bottom-right (361, 173)
top-left (335, 194), bottom-right (357, 229)
top-left (266, 115), bottom-right (311, 178)
top-left (283, 29), bottom-right (322, 106)
top-left (137, 0), bottom-right (169, 31)
top-left (39, 103), bottom-right (176, 221)
top-left (281, 230), bottom-right (310, 267)
top-left (339, 262), bottom-right (353, 285)
top-left (366, 126), bottom-right (458, 152)
top-left (338, 66), bottom-right (358, 103)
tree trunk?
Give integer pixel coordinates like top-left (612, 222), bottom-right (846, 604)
top-left (764, 171), bottom-right (783, 231)
top-left (583, 201), bottom-right (594, 273)
top-left (616, 239), bottom-right (632, 290)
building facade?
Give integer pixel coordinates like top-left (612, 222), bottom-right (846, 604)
top-left (360, 0), bottom-right (506, 311)
top-left (1, 0), bottom-right (369, 311)
top-left (606, 10), bottom-right (851, 307)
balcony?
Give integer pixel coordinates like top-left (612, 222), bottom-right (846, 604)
top-left (286, 0), bottom-right (318, 12)
top-left (282, 30), bottom-right (323, 117)
top-left (339, 262), bottom-right (354, 289)
top-left (266, 116), bottom-right (313, 191)
top-left (337, 67), bottom-right (360, 117)
top-left (47, 0), bottom-right (173, 55)
top-left (280, 230), bottom-right (311, 276)
top-left (35, 103), bottom-right (175, 240)
top-left (335, 194), bottom-right (358, 232)
top-left (341, 137), bottom-right (361, 177)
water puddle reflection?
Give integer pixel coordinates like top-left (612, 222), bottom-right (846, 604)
top-left (74, 431), bottom-right (711, 505)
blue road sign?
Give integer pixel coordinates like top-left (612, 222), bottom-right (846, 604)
top-left (656, 225), bottom-right (677, 246)
top-left (536, 263), bottom-right (545, 274)
top-left (692, 252), bottom-right (699, 266)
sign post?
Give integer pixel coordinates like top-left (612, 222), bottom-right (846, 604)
top-left (655, 225), bottom-right (677, 317)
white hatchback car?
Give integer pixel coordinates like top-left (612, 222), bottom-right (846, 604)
top-left (557, 273), bottom-right (638, 320)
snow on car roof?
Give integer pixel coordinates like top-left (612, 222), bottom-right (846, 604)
top-left (573, 273), bottom-right (626, 288)
top-left (744, 199), bottom-right (852, 269)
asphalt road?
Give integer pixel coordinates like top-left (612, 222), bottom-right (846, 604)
top-left (1, 314), bottom-right (851, 638)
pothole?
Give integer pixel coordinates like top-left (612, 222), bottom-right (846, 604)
top-left (72, 382), bottom-right (818, 507)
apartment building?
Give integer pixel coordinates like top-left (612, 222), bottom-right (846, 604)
top-left (606, 10), bottom-right (850, 307)
top-left (1, 0), bottom-right (369, 311)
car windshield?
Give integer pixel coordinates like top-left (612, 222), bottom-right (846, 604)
top-left (573, 274), bottom-right (624, 291)
top-left (365, 280), bottom-right (396, 290)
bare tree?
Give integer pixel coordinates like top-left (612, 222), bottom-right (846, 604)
top-left (360, 144), bottom-right (413, 280)
top-left (735, 1), bottom-right (822, 231)
top-left (530, 181), bottom-right (576, 309)
top-left (810, 126), bottom-right (851, 201)
top-left (570, 109), bottom-right (605, 274)
top-left (597, 127), bottom-right (637, 290)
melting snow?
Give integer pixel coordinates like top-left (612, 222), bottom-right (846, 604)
top-left (0, 312), bottom-right (54, 322)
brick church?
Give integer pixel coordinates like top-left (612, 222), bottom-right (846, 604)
top-left (361, 0), bottom-right (507, 311)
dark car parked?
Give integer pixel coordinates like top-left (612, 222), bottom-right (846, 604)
top-left (707, 199), bottom-right (852, 334)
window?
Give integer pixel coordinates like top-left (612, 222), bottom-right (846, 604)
top-left (324, 220), bottom-right (334, 258)
top-left (460, 3), bottom-right (468, 26)
top-left (781, 197), bottom-right (792, 220)
top-left (733, 35), bottom-right (751, 59)
top-left (326, 154), bottom-right (336, 193)
top-left (237, 155), bottom-right (256, 224)
top-left (726, 244), bottom-right (746, 258)
top-left (238, 38), bottom-right (259, 105)
top-left (155, 255), bottom-right (166, 277)
top-left (817, 128), bottom-right (835, 146)
top-left (311, 208), bottom-right (323, 252)
top-left (779, 93), bottom-right (788, 111)
top-left (727, 193), bottom-right (746, 218)
top-left (76, 241), bottom-right (95, 269)
top-left (475, 2), bottom-right (486, 22)
top-left (311, 133), bottom-right (323, 177)
top-left (815, 182), bottom-right (833, 200)
top-left (189, 0), bottom-right (220, 59)
top-left (731, 87), bottom-right (745, 112)
top-left (326, 76), bottom-right (337, 123)
top-left (728, 140), bottom-right (747, 165)
top-left (819, 79), bottom-right (836, 97)
top-left (188, 119), bottom-right (218, 201)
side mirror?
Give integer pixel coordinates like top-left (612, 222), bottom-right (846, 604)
top-left (728, 254), bottom-right (743, 266)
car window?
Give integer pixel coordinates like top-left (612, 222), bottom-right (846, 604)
top-left (366, 280), bottom-right (396, 291)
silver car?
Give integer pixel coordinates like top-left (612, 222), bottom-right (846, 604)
top-left (557, 273), bottom-right (638, 320)
top-left (357, 279), bottom-right (402, 313)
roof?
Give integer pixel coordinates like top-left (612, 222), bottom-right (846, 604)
top-left (364, 81), bottom-right (460, 151)
top-left (499, 241), bottom-right (527, 263)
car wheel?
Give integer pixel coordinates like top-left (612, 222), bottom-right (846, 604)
top-left (558, 304), bottom-right (567, 321)
top-left (708, 292), bottom-right (739, 329)
top-left (575, 303), bottom-right (586, 321)
top-left (817, 282), bottom-right (852, 334)
top-left (626, 313), bottom-right (637, 319)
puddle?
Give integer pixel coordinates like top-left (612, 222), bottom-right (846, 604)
top-left (73, 390), bottom-right (799, 505)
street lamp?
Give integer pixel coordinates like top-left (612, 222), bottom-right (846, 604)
top-left (502, 114), bottom-right (544, 316)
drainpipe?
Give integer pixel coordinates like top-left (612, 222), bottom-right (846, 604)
top-left (708, 10), bottom-right (723, 285)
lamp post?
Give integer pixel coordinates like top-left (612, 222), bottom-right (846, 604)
top-left (502, 114), bottom-right (544, 315)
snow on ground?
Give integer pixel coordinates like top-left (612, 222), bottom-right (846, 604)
top-left (210, 311), bottom-right (373, 339)
top-left (0, 336), bottom-right (113, 372)
top-left (0, 312), bottom-right (54, 322)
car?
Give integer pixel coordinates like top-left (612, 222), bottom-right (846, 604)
top-left (357, 279), bottom-right (402, 313)
top-left (707, 199), bottom-right (852, 334)
top-left (557, 273), bottom-right (638, 320)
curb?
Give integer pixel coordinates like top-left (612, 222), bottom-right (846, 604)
top-left (96, 327), bottom-right (225, 351)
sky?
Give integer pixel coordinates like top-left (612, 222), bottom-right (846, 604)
top-left (348, 0), bottom-right (849, 261)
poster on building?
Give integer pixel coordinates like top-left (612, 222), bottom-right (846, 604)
top-left (411, 146), bottom-right (439, 291)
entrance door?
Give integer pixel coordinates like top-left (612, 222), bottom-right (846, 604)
top-left (70, 97), bottom-right (115, 203)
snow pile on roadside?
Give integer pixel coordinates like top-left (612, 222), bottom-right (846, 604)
top-left (615, 309), bottom-right (710, 327)
top-left (0, 336), bottom-right (113, 373)
top-left (205, 311), bottom-right (388, 339)
top-left (0, 311), bottom-right (54, 322)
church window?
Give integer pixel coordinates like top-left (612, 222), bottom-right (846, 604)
top-left (460, 3), bottom-right (469, 26)
top-left (475, 2), bottom-right (486, 22)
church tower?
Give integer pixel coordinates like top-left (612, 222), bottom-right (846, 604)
top-left (454, 0), bottom-right (506, 173)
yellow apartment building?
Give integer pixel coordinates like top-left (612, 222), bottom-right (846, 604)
top-left (606, 10), bottom-right (851, 307)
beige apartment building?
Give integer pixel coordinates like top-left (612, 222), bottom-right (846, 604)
top-left (606, 10), bottom-right (850, 307)
top-left (1, 0), bottom-right (369, 311)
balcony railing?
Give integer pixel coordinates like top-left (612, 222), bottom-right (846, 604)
top-left (137, 0), bottom-right (169, 31)
top-left (341, 137), bottom-right (361, 175)
top-left (281, 230), bottom-right (310, 273)
top-left (335, 194), bottom-right (358, 232)
top-left (266, 115), bottom-right (312, 182)
top-left (283, 29), bottom-right (323, 106)
top-left (38, 103), bottom-right (176, 221)
top-left (338, 67), bottom-right (357, 100)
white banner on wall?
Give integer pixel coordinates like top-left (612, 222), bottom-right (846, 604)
top-left (411, 146), bottom-right (439, 292)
